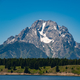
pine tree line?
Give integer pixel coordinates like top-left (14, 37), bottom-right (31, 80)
top-left (0, 58), bottom-right (80, 70)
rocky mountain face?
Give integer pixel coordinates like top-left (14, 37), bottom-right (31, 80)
top-left (2, 20), bottom-right (80, 59)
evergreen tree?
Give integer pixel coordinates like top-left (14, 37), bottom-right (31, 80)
top-left (51, 61), bottom-right (55, 68)
top-left (11, 70), bottom-right (13, 73)
top-left (43, 66), bottom-right (45, 69)
top-left (66, 66), bottom-right (68, 69)
top-left (21, 64), bottom-right (24, 69)
top-left (8, 64), bottom-right (11, 69)
top-left (13, 65), bottom-right (16, 70)
top-left (56, 65), bottom-right (59, 72)
top-left (24, 67), bottom-right (30, 73)
top-left (46, 70), bottom-right (48, 73)
top-left (5, 64), bottom-right (7, 68)
top-left (34, 62), bottom-right (39, 69)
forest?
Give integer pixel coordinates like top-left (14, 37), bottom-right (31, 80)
top-left (0, 58), bottom-right (80, 71)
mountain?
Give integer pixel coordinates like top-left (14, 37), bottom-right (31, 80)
top-left (1, 20), bottom-right (80, 59)
top-left (0, 41), bottom-right (47, 58)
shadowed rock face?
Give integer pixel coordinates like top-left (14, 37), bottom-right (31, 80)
top-left (2, 20), bottom-right (80, 59)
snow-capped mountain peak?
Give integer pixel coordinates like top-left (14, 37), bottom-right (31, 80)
top-left (3, 20), bottom-right (80, 59)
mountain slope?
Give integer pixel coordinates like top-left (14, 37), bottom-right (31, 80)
top-left (1, 20), bottom-right (80, 59)
top-left (0, 41), bottom-right (47, 58)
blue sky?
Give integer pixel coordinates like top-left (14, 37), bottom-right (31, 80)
top-left (0, 0), bottom-right (80, 44)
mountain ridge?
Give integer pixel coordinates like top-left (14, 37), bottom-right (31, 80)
top-left (1, 20), bottom-right (80, 59)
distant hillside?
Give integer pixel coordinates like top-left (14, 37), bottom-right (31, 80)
top-left (0, 41), bottom-right (47, 58)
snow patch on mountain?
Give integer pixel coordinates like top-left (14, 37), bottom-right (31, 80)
top-left (40, 34), bottom-right (54, 43)
top-left (68, 41), bottom-right (70, 43)
top-left (39, 22), bottom-right (46, 35)
top-left (58, 31), bottom-right (61, 34)
top-left (8, 38), bottom-right (15, 44)
top-left (52, 52), bottom-right (56, 58)
top-left (11, 38), bottom-right (15, 42)
top-left (54, 26), bottom-right (57, 30)
top-left (75, 45), bottom-right (77, 48)
top-left (39, 22), bottom-right (54, 43)
top-left (61, 34), bottom-right (65, 37)
top-left (43, 45), bottom-right (44, 47)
